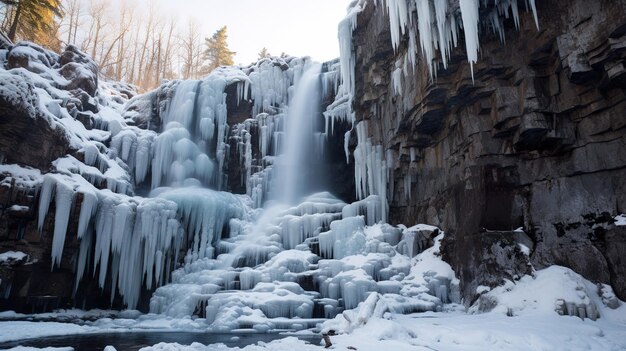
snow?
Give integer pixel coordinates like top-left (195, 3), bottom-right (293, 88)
top-left (5, 348), bottom-right (74, 351)
top-left (615, 214), bottom-right (626, 226)
top-left (0, 251), bottom-right (28, 264)
top-left (140, 337), bottom-right (320, 351)
top-left (0, 70), bottom-right (40, 119)
top-left (2, 262), bottom-right (625, 350)
top-left (0, 321), bottom-right (96, 343)
top-left (101, 300), bottom-right (625, 351)
top-left (0, 164), bottom-right (42, 188)
top-left (469, 266), bottom-right (608, 320)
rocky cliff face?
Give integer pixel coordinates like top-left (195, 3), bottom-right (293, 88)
top-left (349, 0), bottom-right (626, 302)
top-left (0, 41), bottom-right (111, 312)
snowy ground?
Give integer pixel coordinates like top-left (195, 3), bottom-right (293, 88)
top-left (2, 308), bottom-right (625, 350)
top-left (2, 265), bottom-right (625, 351)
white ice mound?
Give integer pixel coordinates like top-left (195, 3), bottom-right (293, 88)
top-left (471, 265), bottom-right (626, 320)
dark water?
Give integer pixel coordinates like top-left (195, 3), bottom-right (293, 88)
top-left (0, 331), bottom-right (322, 350)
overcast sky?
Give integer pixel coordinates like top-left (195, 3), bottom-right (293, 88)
top-left (158, 0), bottom-right (353, 65)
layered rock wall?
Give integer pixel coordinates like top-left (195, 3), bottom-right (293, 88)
top-left (350, 0), bottom-right (626, 302)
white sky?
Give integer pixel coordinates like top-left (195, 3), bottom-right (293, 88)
top-left (158, 0), bottom-right (353, 65)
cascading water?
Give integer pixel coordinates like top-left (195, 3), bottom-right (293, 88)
top-left (278, 63), bottom-right (323, 205)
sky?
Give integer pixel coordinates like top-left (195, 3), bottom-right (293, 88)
top-left (159, 0), bottom-right (354, 66)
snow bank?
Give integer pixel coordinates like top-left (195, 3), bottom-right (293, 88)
top-left (139, 337), bottom-right (321, 351)
top-left (470, 265), bottom-right (625, 321)
top-left (0, 251), bottom-right (28, 265)
top-left (0, 165), bottom-right (42, 188)
top-left (5, 347), bottom-right (74, 351)
top-left (0, 321), bottom-right (96, 343)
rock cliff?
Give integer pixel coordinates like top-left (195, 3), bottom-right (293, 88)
top-left (349, 0), bottom-right (626, 302)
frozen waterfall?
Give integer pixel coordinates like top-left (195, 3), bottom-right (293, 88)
top-left (278, 63), bottom-right (323, 204)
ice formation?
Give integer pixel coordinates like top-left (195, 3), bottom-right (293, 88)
top-left (379, 0), bottom-right (539, 80)
top-left (353, 122), bottom-right (390, 222)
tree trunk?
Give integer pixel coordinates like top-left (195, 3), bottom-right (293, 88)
top-left (91, 18), bottom-right (101, 60)
top-left (8, 0), bottom-right (23, 41)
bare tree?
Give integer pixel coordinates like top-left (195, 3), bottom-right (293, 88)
top-left (80, 0), bottom-right (109, 59)
top-left (160, 15), bottom-right (177, 81)
top-left (98, 3), bottom-right (133, 75)
top-left (179, 19), bottom-right (203, 79)
top-left (135, 3), bottom-right (156, 88)
top-left (62, 0), bottom-right (82, 46)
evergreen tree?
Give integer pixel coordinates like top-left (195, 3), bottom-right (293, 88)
top-left (2, 0), bottom-right (63, 45)
top-left (203, 25), bottom-right (235, 73)
top-left (258, 47), bottom-right (270, 59)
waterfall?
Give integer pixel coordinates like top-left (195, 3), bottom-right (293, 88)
top-left (276, 63), bottom-right (324, 204)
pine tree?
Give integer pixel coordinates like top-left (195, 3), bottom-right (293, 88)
top-left (258, 47), bottom-right (270, 59)
top-left (203, 25), bottom-right (235, 73)
top-left (2, 0), bottom-right (63, 46)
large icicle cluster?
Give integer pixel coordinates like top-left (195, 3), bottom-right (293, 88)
top-left (352, 122), bottom-right (390, 222)
top-left (0, 41), bottom-right (264, 309)
top-left (117, 68), bottom-right (251, 192)
top-left (380, 0), bottom-right (539, 79)
top-left (37, 169), bottom-right (248, 309)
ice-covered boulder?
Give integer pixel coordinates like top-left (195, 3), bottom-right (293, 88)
top-left (59, 45), bottom-right (98, 97)
top-left (6, 42), bottom-right (59, 73)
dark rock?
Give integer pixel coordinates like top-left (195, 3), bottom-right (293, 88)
top-left (351, 0), bottom-right (626, 301)
top-left (123, 80), bottom-right (177, 132)
top-left (604, 226), bottom-right (626, 301)
top-left (226, 81), bottom-right (253, 125)
top-left (440, 231), bottom-right (533, 305)
top-left (58, 45), bottom-right (99, 97)
top-left (0, 73), bottom-right (72, 170)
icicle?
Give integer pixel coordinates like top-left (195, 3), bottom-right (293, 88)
top-left (50, 181), bottom-right (75, 269)
top-left (38, 175), bottom-right (56, 231)
top-left (415, 0), bottom-right (435, 75)
top-left (459, 0), bottom-right (480, 82)
top-left (528, 0), bottom-right (539, 29)
top-left (386, 0), bottom-right (409, 52)
top-left (77, 191), bottom-right (97, 239)
top-left (392, 67), bottom-right (403, 95)
top-left (344, 130), bottom-right (351, 164)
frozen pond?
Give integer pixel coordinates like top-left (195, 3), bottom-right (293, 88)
top-left (0, 331), bottom-right (322, 350)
